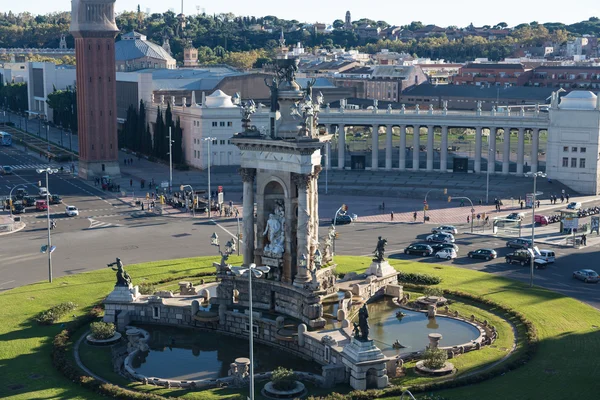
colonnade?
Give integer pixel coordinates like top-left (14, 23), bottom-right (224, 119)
top-left (324, 123), bottom-right (542, 175)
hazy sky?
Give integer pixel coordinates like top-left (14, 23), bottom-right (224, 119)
top-left (6, 0), bottom-right (600, 28)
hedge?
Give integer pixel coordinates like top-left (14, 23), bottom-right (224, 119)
top-left (35, 301), bottom-right (78, 325)
top-left (397, 272), bottom-right (442, 285)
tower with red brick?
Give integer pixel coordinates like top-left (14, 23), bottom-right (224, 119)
top-left (69, 0), bottom-right (121, 179)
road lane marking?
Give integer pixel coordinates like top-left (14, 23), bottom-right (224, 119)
top-left (211, 219), bottom-right (244, 244)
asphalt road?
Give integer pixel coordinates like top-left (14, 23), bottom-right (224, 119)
top-left (1, 145), bottom-right (598, 310)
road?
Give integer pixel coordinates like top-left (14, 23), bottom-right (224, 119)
top-left (1, 144), bottom-right (598, 310)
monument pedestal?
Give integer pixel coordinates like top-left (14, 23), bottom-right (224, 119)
top-left (105, 284), bottom-right (139, 303)
top-left (366, 260), bottom-right (396, 278)
top-left (341, 337), bottom-right (389, 390)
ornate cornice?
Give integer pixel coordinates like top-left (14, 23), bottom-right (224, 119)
top-left (292, 173), bottom-right (312, 189)
top-left (238, 167), bottom-right (256, 183)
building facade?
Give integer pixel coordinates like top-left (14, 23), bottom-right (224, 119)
top-left (453, 63), bottom-right (532, 86)
top-left (27, 62), bottom-right (76, 122)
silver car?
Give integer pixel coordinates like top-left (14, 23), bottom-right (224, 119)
top-left (431, 225), bottom-right (458, 235)
top-left (573, 269), bottom-right (599, 283)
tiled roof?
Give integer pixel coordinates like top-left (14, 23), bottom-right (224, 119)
top-left (115, 34), bottom-right (175, 62)
top-left (135, 67), bottom-right (244, 91)
top-left (462, 63), bottom-right (524, 70)
top-left (402, 83), bottom-right (555, 100)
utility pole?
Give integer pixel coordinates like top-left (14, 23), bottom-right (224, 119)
top-left (168, 126), bottom-right (173, 191)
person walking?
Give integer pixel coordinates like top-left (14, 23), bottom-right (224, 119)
top-left (560, 194), bottom-right (564, 203)
top-left (467, 215), bottom-right (470, 224)
top-left (382, 202), bottom-right (385, 210)
top-left (413, 211), bottom-right (417, 222)
top-left (520, 201), bottom-right (524, 209)
top-left (566, 193), bottom-right (570, 202)
top-left (390, 211), bottom-right (394, 221)
top-left (536, 200), bottom-right (540, 209)
top-left (582, 233), bottom-right (587, 246)
top-left (485, 215), bottom-right (489, 225)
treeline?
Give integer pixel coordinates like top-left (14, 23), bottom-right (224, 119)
top-left (0, 78), bottom-right (28, 111)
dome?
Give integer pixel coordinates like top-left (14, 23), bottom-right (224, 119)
top-left (558, 90), bottom-right (598, 110)
top-left (204, 90), bottom-right (236, 108)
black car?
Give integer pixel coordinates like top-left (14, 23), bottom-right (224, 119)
top-left (505, 249), bottom-right (548, 269)
top-left (506, 238), bottom-right (532, 249)
top-left (429, 243), bottom-right (459, 253)
top-left (15, 188), bottom-right (28, 200)
top-left (404, 244), bottom-right (433, 256)
top-left (49, 194), bottom-right (62, 205)
top-left (22, 196), bottom-right (36, 207)
top-left (13, 202), bottom-right (25, 214)
top-left (332, 213), bottom-right (356, 225)
top-left (467, 249), bottom-right (497, 261)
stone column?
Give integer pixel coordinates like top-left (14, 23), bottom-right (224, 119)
top-left (293, 173), bottom-right (311, 286)
top-left (240, 168), bottom-right (256, 267)
top-left (531, 128), bottom-right (539, 173)
top-left (338, 125), bottom-right (346, 169)
top-left (325, 140), bottom-right (331, 170)
top-left (311, 167), bottom-right (321, 259)
top-left (399, 125), bottom-right (406, 171)
top-left (426, 125), bottom-right (434, 171)
top-left (385, 125), bottom-right (393, 170)
top-left (488, 128), bottom-right (497, 174)
top-left (371, 125), bottom-right (379, 170)
top-left (474, 126), bottom-right (482, 173)
top-left (502, 127), bottom-right (511, 175)
top-left (413, 126), bottom-right (420, 171)
top-left (440, 126), bottom-right (449, 172)
top-left (516, 128), bottom-right (525, 175)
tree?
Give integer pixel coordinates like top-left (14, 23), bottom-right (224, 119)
top-left (153, 106), bottom-right (164, 159)
top-left (173, 117), bottom-right (184, 164)
top-left (332, 19), bottom-right (344, 29)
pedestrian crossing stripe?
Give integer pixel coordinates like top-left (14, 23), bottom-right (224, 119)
top-left (3, 164), bottom-right (61, 171)
top-left (87, 218), bottom-right (122, 229)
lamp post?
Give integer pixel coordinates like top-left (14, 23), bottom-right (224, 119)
top-left (486, 148), bottom-right (492, 204)
top-left (167, 127), bottom-right (174, 192)
top-left (37, 167), bottom-right (59, 283)
top-left (203, 137), bottom-right (216, 218)
top-left (325, 141), bottom-right (330, 194)
top-left (423, 188), bottom-right (447, 223)
top-left (525, 172), bottom-right (546, 288)
top-left (180, 184), bottom-right (195, 217)
top-left (450, 196), bottom-right (475, 233)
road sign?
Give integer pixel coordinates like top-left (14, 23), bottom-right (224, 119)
top-left (471, 208), bottom-right (475, 213)
top-left (161, 181), bottom-right (169, 188)
top-left (218, 192), bottom-right (224, 204)
top-left (218, 185), bottom-right (223, 193)
top-left (40, 245), bottom-right (56, 254)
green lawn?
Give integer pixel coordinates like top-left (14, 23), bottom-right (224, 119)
top-left (1, 255), bottom-right (598, 400)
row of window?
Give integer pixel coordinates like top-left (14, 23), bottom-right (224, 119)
top-left (211, 121), bottom-right (234, 127)
top-left (563, 146), bottom-right (586, 153)
top-left (562, 157), bottom-right (586, 168)
top-left (192, 138), bottom-right (231, 145)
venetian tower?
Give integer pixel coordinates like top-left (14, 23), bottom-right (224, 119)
top-left (69, 0), bottom-right (121, 179)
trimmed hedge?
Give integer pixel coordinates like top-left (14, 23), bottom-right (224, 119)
top-left (35, 301), bottom-right (77, 325)
top-left (90, 321), bottom-right (116, 340)
top-left (137, 283), bottom-right (156, 295)
top-left (397, 272), bottom-right (441, 285)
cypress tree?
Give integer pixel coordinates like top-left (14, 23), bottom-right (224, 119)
top-left (137, 100), bottom-right (146, 153)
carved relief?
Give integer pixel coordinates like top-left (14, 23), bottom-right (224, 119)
top-left (238, 168), bottom-right (256, 183)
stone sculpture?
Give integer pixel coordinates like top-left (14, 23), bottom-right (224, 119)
top-left (263, 201), bottom-right (285, 258)
top-left (373, 236), bottom-right (387, 262)
top-left (358, 304), bottom-right (370, 341)
top-left (107, 258), bottom-right (131, 287)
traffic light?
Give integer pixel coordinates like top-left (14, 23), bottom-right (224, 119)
top-left (342, 204), bottom-right (348, 212)
top-left (38, 181), bottom-right (42, 187)
top-left (448, 196), bottom-right (452, 203)
top-left (238, 233), bottom-right (243, 240)
top-left (424, 205), bottom-right (429, 211)
top-left (443, 188), bottom-right (447, 195)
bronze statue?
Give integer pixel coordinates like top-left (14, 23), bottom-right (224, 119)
top-left (358, 304), bottom-right (370, 341)
top-left (373, 236), bottom-right (387, 262)
top-left (107, 257), bottom-right (132, 287)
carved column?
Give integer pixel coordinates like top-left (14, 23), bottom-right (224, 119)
top-left (440, 126), bottom-right (449, 172)
top-left (338, 125), bottom-right (346, 169)
top-left (385, 125), bottom-right (393, 170)
top-left (502, 127), bottom-right (511, 175)
top-left (311, 166), bottom-right (321, 261)
top-left (399, 125), bottom-right (406, 171)
top-left (426, 125), bottom-right (434, 171)
top-left (239, 168), bottom-right (256, 267)
top-left (531, 128), bottom-right (539, 173)
top-left (413, 126), bottom-right (420, 171)
top-left (325, 141), bottom-right (331, 170)
top-left (517, 128), bottom-right (525, 175)
top-left (474, 127), bottom-right (482, 173)
top-left (371, 125), bottom-right (379, 170)
top-left (293, 173), bottom-right (311, 286)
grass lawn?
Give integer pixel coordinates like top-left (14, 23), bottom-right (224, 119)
top-left (1, 255), bottom-right (599, 400)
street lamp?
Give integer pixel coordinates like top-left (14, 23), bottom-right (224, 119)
top-left (231, 263), bottom-right (270, 400)
top-left (37, 167), bottom-right (59, 283)
top-left (449, 195), bottom-right (475, 233)
top-left (180, 184), bottom-right (196, 217)
top-left (525, 171), bottom-right (546, 288)
top-left (167, 127), bottom-right (174, 192)
top-left (486, 148), bottom-right (492, 204)
top-left (203, 137), bottom-right (216, 218)
top-left (423, 188), bottom-right (447, 223)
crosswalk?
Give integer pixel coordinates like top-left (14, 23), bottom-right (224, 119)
top-left (2, 164), bottom-right (62, 171)
top-left (87, 218), bottom-right (122, 230)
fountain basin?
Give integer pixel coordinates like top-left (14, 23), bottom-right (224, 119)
top-left (262, 381), bottom-right (307, 399)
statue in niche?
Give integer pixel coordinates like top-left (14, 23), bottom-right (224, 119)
top-left (373, 236), bottom-right (387, 262)
top-left (263, 201), bottom-right (285, 258)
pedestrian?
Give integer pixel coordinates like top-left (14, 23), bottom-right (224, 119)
top-left (117, 184), bottom-right (120, 192)
top-left (130, 179), bottom-right (133, 188)
top-left (141, 202), bottom-right (144, 211)
top-left (467, 215), bottom-right (470, 223)
top-left (560, 195), bottom-right (564, 203)
top-left (382, 202), bottom-right (385, 210)
top-left (566, 194), bottom-right (570, 202)
top-left (485, 215), bottom-right (489, 225)
top-left (582, 234), bottom-right (587, 246)
top-left (477, 214), bottom-right (481, 221)
top-left (390, 211), bottom-right (394, 221)
top-left (520, 201), bottom-right (524, 209)
top-left (124, 159), bottom-right (127, 166)
top-left (536, 200), bottom-right (540, 208)
top-left (413, 211), bottom-right (417, 222)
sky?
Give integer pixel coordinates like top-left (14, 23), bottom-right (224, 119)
top-left (4, 0), bottom-right (600, 28)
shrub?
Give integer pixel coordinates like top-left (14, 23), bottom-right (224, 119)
top-left (34, 301), bottom-right (77, 325)
top-left (424, 287), bottom-right (444, 298)
top-left (271, 367), bottom-right (297, 391)
top-left (422, 347), bottom-right (448, 370)
top-left (397, 272), bottom-right (441, 285)
top-left (138, 283), bottom-right (156, 295)
top-left (90, 321), bottom-right (116, 340)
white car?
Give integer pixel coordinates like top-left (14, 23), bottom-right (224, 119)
top-left (566, 202), bottom-right (581, 210)
top-left (426, 232), bottom-right (456, 243)
top-left (65, 205), bottom-right (79, 217)
top-left (435, 248), bottom-right (457, 260)
top-left (431, 225), bottom-right (458, 235)
top-left (39, 187), bottom-right (49, 197)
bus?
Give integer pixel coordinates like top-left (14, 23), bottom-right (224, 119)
top-left (0, 131), bottom-right (12, 146)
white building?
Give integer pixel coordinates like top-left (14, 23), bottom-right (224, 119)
top-left (27, 62), bottom-right (76, 121)
top-left (546, 91), bottom-right (600, 194)
top-left (0, 62), bottom-right (28, 84)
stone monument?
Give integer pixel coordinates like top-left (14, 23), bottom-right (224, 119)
top-left (104, 258), bottom-right (140, 322)
top-left (365, 236), bottom-right (396, 278)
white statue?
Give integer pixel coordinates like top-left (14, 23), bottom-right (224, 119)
top-left (263, 203), bottom-right (285, 258)
top-left (264, 213), bottom-right (281, 245)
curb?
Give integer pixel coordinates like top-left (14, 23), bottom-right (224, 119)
top-left (0, 221), bottom-right (26, 236)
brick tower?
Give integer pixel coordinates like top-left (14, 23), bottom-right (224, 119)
top-left (69, 0), bottom-right (121, 179)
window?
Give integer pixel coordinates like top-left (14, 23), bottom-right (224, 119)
top-left (227, 121), bottom-right (233, 127)
top-left (227, 140), bottom-right (232, 145)
top-left (580, 147), bottom-right (586, 153)
top-left (572, 147), bottom-right (577, 152)
top-left (212, 139), bottom-right (217, 145)
top-left (580, 158), bottom-right (586, 168)
top-left (220, 121), bottom-right (225, 127)
top-left (212, 122), bottom-right (217, 127)
top-left (563, 146), bottom-right (569, 152)
top-left (245, 324), bottom-right (259, 335)
top-left (562, 157), bottom-right (568, 167)
top-left (571, 158), bottom-right (577, 168)
top-left (153, 306), bottom-right (160, 319)
top-left (220, 140), bottom-right (225, 145)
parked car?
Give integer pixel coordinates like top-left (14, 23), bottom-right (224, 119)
top-left (431, 225), bottom-right (458, 235)
top-left (505, 249), bottom-right (548, 269)
top-left (332, 213), bottom-right (357, 225)
top-left (566, 202), bottom-right (582, 210)
top-left (15, 188), bottom-right (28, 199)
top-left (1, 165), bottom-right (13, 175)
top-left (506, 238), bottom-right (532, 249)
top-left (572, 269), bottom-right (599, 283)
top-left (534, 215), bottom-right (549, 226)
top-left (506, 212), bottom-right (525, 221)
top-left (426, 232), bottom-right (455, 243)
top-left (65, 205), bottom-right (79, 217)
top-left (435, 248), bottom-right (457, 260)
top-left (429, 243), bottom-right (460, 253)
top-left (467, 249), bottom-right (497, 261)
top-left (404, 244), bottom-right (433, 257)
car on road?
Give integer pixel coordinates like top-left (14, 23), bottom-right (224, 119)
top-left (506, 212), bottom-right (525, 221)
top-left (505, 249), bottom-right (548, 269)
top-left (36, 199), bottom-right (48, 211)
top-left (13, 201), bottom-right (25, 214)
top-left (566, 202), bottom-right (582, 210)
top-left (467, 249), bottom-right (497, 261)
top-left (38, 187), bottom-right (49, 198)
top-left (536, 249), bottom-right (556, 263)
top-left (15, 188), bottom-right (28, 199)
top-left (1, 165), bottom-right (13, 175)
top-left (426, 232), bottom-right (455, 243)
top-left (65, 205), bottom-right (79, 217)
top-left (431, 225), bottom-right (458, 235)
top-left (534, 215), bottom-right (549, 226)
top-left (404, 244), bottom-right (434, 257)
top-left (435, 248), bottom-right (457, 260)
top-left (429, 243), bottom-right (459, 253)
top-left (572, 269), bottom-right (599, 283)
top-left (49, 194), bottom-right (62, 205)
top-left (22, 196), bottom-right (36, 207)
top-left (506, 238), bottom-right (532, 249)
top-left (332, 213), bottom-right (358, 225)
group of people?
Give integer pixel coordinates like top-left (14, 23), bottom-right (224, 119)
top-left (123, 158), bottom-right (135, 166)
